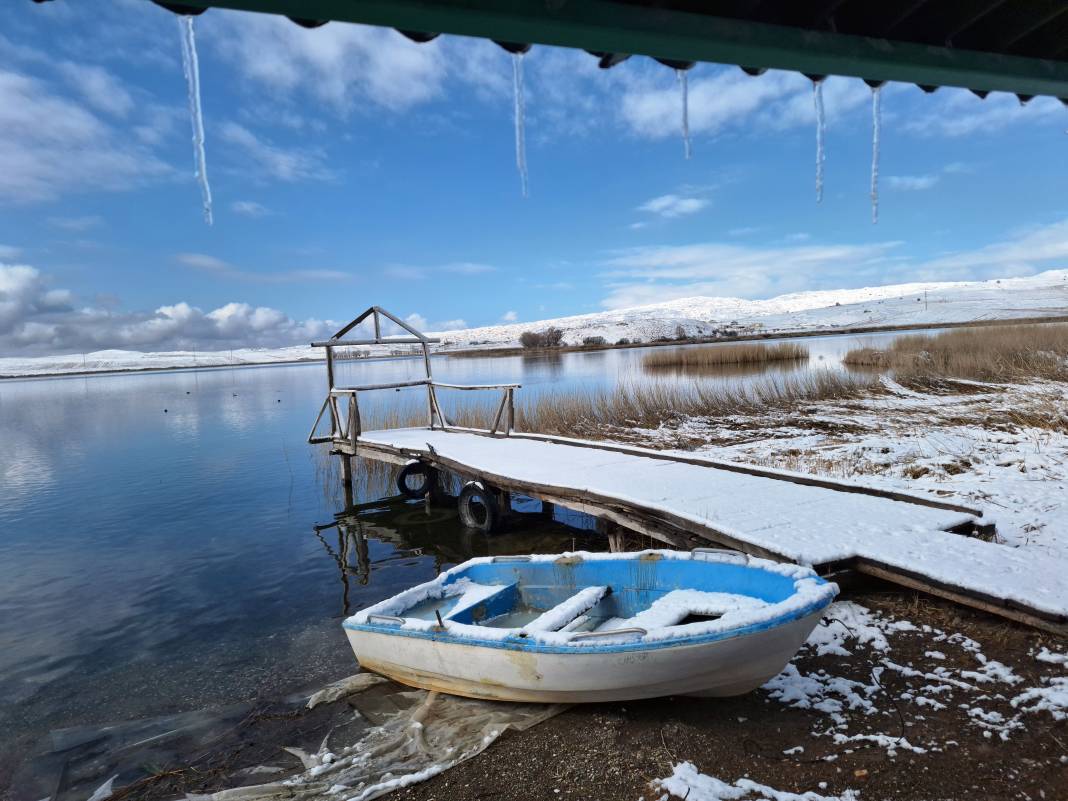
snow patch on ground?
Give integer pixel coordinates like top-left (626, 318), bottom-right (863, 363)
top-left (652, 761), bottom-right (860, 801)
top-left (762, 599), bottom-right (1068, 752)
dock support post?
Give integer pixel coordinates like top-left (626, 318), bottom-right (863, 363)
top-left (339, 454), bottom-right (355, 511)
top-left (540, 500), bottom-right (554, 520)
top-left (598, 519), bottom-right (626, 552)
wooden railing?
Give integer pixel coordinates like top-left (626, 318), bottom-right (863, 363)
top-left (308, 379), bottom-right (520, 448)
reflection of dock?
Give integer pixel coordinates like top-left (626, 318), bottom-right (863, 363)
top-left (307, 307), bottom-right (1068, 636)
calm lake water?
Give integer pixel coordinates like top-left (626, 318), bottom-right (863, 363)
top-left (0, 330), bottom-right (919, 773)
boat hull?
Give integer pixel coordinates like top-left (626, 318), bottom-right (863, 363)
top-left (346, 608), bottom-right (822, 703)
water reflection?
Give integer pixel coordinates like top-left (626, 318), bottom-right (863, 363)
top-left (0, 326), bottom-right (946, 770)
top-left (641, 360), bottom-right (808, 380)
top-left (311, 492), bottom-right (605, 617)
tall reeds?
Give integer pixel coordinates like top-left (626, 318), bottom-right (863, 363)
top-left (334, 370), bottom-right (876, 441)
top-left (514, 371), bottom-right (874, 437)
top-left (643, 342), bottom-right (809, 370)
top-left (843, 323), bottom-right (1068, 384)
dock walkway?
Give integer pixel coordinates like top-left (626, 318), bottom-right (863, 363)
top-left (355, 428), bottom-right (1068, 635)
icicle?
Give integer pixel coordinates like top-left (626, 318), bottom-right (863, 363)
top-left (178, 15), bottom-right (213, 225)
top-left (511, 52), bottom-right (528, 198)
top-left (677, 69), bottom-right (692, 159)
top-left (813, 80), bottom-right (825, 203)
top-left (870, 84), bottom-right (882, 225)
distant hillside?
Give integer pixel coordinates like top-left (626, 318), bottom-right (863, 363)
top-left (2, 270), bottom-right (1066, 377)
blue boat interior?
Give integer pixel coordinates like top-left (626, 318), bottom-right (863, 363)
top-left (391, 555), bottom-right (817, 634)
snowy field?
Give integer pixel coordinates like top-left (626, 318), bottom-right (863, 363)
top-left (612, 376), bottom-right (1068, 800)
top-left (439, 269), bottom-right (1068, 349)
top-left (1, 270), bottom-right (1065, 377)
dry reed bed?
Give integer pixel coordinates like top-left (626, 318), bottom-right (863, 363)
top-left (643, 341), bottom-right (809, 370)
top-left (843, 323), bottom-right (1068, 384)
top-left (339, 371), bottom-right (876, 441)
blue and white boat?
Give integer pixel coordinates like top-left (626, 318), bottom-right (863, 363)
top-left (344, 549), bottom-right (838, 703)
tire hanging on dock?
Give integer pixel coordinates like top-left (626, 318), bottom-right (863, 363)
top-left (457, 481), bottom-right (501, 533)
top-left (397, 462), bottom-right (438, 499)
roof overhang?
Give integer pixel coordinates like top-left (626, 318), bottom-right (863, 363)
top-left (152, 0), bottom-right (1068, 100)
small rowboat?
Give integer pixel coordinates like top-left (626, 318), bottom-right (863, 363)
top-left (343, 549), bottom-right (837, 703)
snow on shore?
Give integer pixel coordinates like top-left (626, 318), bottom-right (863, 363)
top-left (2, 270), bottom-right (1066, 378)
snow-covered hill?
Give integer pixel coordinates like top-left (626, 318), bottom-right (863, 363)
top-left (2, 270), bottom-right (1066, 377)
top-left (434, 269), bottom-right (1068, 348)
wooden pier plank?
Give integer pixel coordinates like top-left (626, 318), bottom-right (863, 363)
top-left (353, 428), bottom-right (1068, 634)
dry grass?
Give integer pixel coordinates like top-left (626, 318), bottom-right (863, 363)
top-left (514, 371), bottom-right (876, 439)
top-left (332, 371), bottom-right (877, 442)
top-left (843, 323), bottom-right (1068, 384)
top-left (643, 342), bottom-right (808, 371)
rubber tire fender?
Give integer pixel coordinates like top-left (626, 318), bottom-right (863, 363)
top-left (396, 461), bottom-right (438, 499)
top-left (457, 481), bottom-right (500, 533)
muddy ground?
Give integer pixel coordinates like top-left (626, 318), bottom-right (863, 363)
top-left (24, 582), bottom-right (1062, 801)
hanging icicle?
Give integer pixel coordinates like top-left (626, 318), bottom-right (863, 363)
top-left (813, 80), bottom-right (825, 203)
top-left (677, 69), bottom-right (692, 159)
top-left (870, 84), bottom-right (882, 225)
top-left (178, 15), bottom-right (213, 226)
top-left (512, 52), bottom-right (529, 198)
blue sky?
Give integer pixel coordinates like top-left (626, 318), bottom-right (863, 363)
top-left (2, 0), bottom-right (1068, 355)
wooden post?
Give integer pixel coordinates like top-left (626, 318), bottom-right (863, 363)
top-left (422, 342), bottom-right (435, 429)
top-left (339, 454), bottom-right (355, 511)
top-left (540, 500), bottom-right (554, 519)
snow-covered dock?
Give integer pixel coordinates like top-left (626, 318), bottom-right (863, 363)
top-left (352, 428), bottom-right (1068, 635)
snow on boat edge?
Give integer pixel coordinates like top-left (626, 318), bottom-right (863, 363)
top-left (343, 549), bottom-right (838, 703)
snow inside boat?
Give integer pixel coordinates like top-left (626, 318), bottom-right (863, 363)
top-left (343, 550), bottom-right (838, 703)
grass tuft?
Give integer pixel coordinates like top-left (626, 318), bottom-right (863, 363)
top-left (643, 342), bottom-right (808, 371)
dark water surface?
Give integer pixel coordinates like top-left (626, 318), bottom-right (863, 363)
top-left (0, 331), bottom-right (923, 770)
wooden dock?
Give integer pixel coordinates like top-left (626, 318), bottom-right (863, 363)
top-left (307, 306), bottom-right (1068, 636)
top-left (349, 428), bottom-right (1067, 636)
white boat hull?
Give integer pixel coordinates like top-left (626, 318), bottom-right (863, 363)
top-left (346, 609), bottom-right (822, 703)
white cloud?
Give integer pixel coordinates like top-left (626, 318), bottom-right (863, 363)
top-left (435, 318), bottom-right (468, 331)
top-left (500, 310), bottom-right (518, 322)
top-left (176, 252), bottom-right (350, 283)
top-left (619, 69), bottom-right (869, 140)
top-left (902, 90), bottom-right (1062, 137)
top-left (886, 174), bottom-right (940, 191)
top-left (637, 193), bottom-right (708, 218)
top-left (219, 122), bottom-right (334, 183)
top-left (598, 218), bottom-right (1068, 308)
top-left (600, 241), bottom-right (899, 307)
top-left (0, 244), bottom-right (22, 259)
top-left (207, 11), bottom-right (445, 113)
top-left (404, 313), bottom-right (429, 332)
top-left (0, 261), bottom-right (337, 355)
top-left (230, 200), bottom-right (271, 217)
top-left (57, 62), bottom-right (134, 117)
top-left (385, 262), bottom-right (496, 279)
top-left (48, 215), bottom-right (104, 231)
top-left (0, 68), bottom-right (170, 203)
top-left (442, 262), bottom-right (497, 275)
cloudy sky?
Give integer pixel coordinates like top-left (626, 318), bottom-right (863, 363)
top-left (2, 0), bottom-right (1068, 356)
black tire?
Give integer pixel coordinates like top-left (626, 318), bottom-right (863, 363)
top-left (397, 462), bottom-right (438, 499)
top-left (457, 482), bottom-right (500, 533)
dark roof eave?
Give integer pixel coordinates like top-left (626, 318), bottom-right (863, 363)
top-left (165, 0), bottom-right (1068, 98)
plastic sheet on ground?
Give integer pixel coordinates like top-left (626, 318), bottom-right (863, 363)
top-left (191, 682), bottom-right (565, 801)
top-left (10, 674), bottom-right (563, 801)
